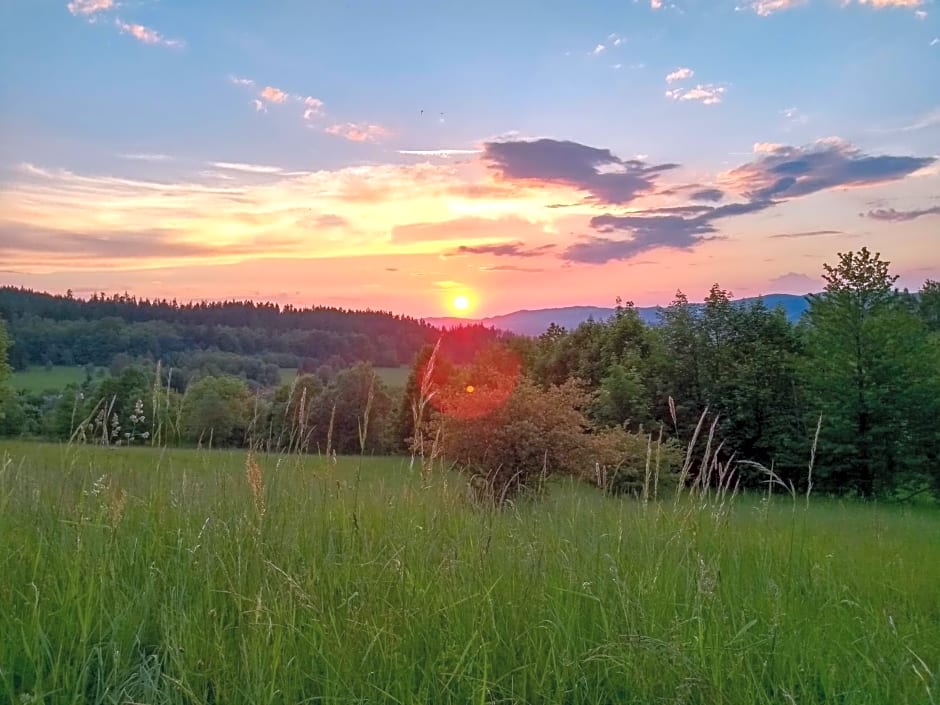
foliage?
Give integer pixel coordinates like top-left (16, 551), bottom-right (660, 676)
top-left (0, 287), bottom-right (503, 373)
top-left (310, 362), bottom-right (394, 455)
top-left (180, 375), bottom-right (255, 447)
top-left (0, 318), bottom-right (12, 426)
top-left (802, 248), bottom-right (940, 497)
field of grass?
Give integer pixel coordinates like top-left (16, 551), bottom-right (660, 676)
top-left (11, 366), bottom-right (93, 393)
top-left (1, 440), bottom-right (938, 704)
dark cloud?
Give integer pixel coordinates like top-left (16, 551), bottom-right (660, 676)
top-left (454, 242), bottom-right (556, 258)
top-left (690, 188), bottom-right (724, 202)
top-left (483, 138), bottom-right (679, 205)
top-left (564, 200), bottom-right (774, 264)
top-left (726, 140), bottom-right (934, 201)
top-left (864, 206), bottom-right (940, 222)
top-left (769, 229), bottom-right (843, 239)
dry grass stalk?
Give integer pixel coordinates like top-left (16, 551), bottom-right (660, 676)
top-left (410, 338), bottom-right (442, 485)
top-left (245, 451), bottom-right (266, 519)
top-left (806, 414), bottom-right (822, 508)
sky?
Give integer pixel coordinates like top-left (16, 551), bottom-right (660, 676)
top-left (0, 0), bottom-right (938, 318)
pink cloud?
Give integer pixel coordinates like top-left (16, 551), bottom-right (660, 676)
top-left (67, 0), bottom-right (114, 16)
top-left (325, 122), bottom-right (390, 143)
top-left (114, 19), bottom-right (184, 48)
top-left (666, 67), bottom-right (694, 83)
top-left (853, 0), bottom-right (923, 7)
top-left (260, 86), bottom-right (289, 104)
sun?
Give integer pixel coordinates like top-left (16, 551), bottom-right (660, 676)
top-left (451, 294), bottom-right (471, 314)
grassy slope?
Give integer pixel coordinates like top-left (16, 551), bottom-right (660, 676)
top-left (280, 365), bottom-right (410, 388)
top-left (0, 441), bottom-right (937, 704)
top-left (11, 366), bottom-right (90, 393)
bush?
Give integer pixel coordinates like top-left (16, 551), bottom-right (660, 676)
top-left (441, 376), bottom-right (680, 503)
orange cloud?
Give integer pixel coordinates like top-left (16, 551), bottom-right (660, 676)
top-left (260, 86), bottom-right (289, 104)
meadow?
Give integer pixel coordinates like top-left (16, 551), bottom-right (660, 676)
top-left (11, 366), bottom-right (95, 394)
top-left (1, 441), bottom-right (938, 704)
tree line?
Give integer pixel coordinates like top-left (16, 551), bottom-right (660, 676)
top-left (1, 248), bottom-right (938, 500)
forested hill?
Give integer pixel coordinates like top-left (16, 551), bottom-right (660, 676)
top-left (0, 287), bottom-right (501, 372)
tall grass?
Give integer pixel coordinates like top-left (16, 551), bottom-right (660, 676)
top-left (1, 440), bottom-right (937, 704)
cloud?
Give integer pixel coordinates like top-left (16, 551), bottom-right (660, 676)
top-left (690, 188), bottom-right (724, 201)
top-left (260, 86), bottom-right (289, 104)
top-left (852, 0), bottom-right (924, 8)
top-left (253, 99), bottom-right (266, 113)
top-left (874, 107), bottom-right (940, 133)
top-left (608, 34), bottom-right (625, 46)
top-left (768, 272), bottom-right (819, 291)
top-left (666, 67), bottom-right (694, 83)
top-left (743, 0), bottom-right (925, 17)
top-left (325, 123), bottom-right (390, 142)
top-left (480, 264), bottom-right (545, 272)
top-left (563, 200), bottom-right (774, 264)
top-left (229, 76), bottom-right (256, 87)
top-left (666, 84), bottom-right (726, 105)
top-left (651, 0), bottom-right (663, 8)
top-left (745, 0), bottom-right (808, 15)
top-left (398, 149), bottom-right (483, 157)
top-left (482, 138), bottom-right (679, 205)
top-left (931, 37), bottom-right (939, 46)
top-left (313, 214), bottom-right (349, 228)
top-left (67, 0), bottom-right (113, 16)
top-left (769, 229), bottom-right (844, 238)
top-left (119, 153), bottom-right (173, 162)
top-left (114, 18), bottom-right (184, 48)
top-left (302, 96), bottom-right (324, 120)
top-left (591, 44), bottom-right (606, 55)
top-left (209, 161), bottom-right (284, 174)
top-left (392, 217), bottom-right (541, 244)
top-left (723, 138), bottom-right (935, 200)
top-left (0, 223), bottom-right (298, 262)
top-left (864, 206), bottom-right (940, 221)
top-left (453, 242), bottom-right (556, 258)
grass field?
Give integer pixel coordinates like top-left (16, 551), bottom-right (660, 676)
top-left (1, 441), bottom-right (938, 704)
top-left (11, 366), bottom-right (93, 393)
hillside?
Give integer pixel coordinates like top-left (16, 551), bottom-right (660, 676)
top-left (0, 287), bottom-right (501, 374)
top-left (425, 294), bottom-right (811, 336)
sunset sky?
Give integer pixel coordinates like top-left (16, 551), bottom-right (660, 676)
top-left (1, 0), bottom-right (938, 318)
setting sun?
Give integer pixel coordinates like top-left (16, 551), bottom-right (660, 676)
top-left (452, 294), bottom-right (471, 313)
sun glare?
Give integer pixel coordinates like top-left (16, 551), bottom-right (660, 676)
top-left (452, 294), bottom-right (471, 314)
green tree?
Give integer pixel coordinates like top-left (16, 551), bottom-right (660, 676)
top-left (266, 374), bottom-right (324, 451)
top-left (918, 279), bottom-right (940, 332)
top-left (0, 317), bottom-right (17, 431)
top-left (180, 376), bottom-right (255, 447)
top-left (802, 248), bottom-right (940, 496)
top-left (312, 363), bottom-right (394, 454)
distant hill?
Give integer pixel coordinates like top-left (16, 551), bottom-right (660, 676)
top-left (425, 294), bottom-right (812, 336)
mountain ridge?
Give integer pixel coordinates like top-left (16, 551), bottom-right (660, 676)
top-left (425, 294), bottom-right (813, 336)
